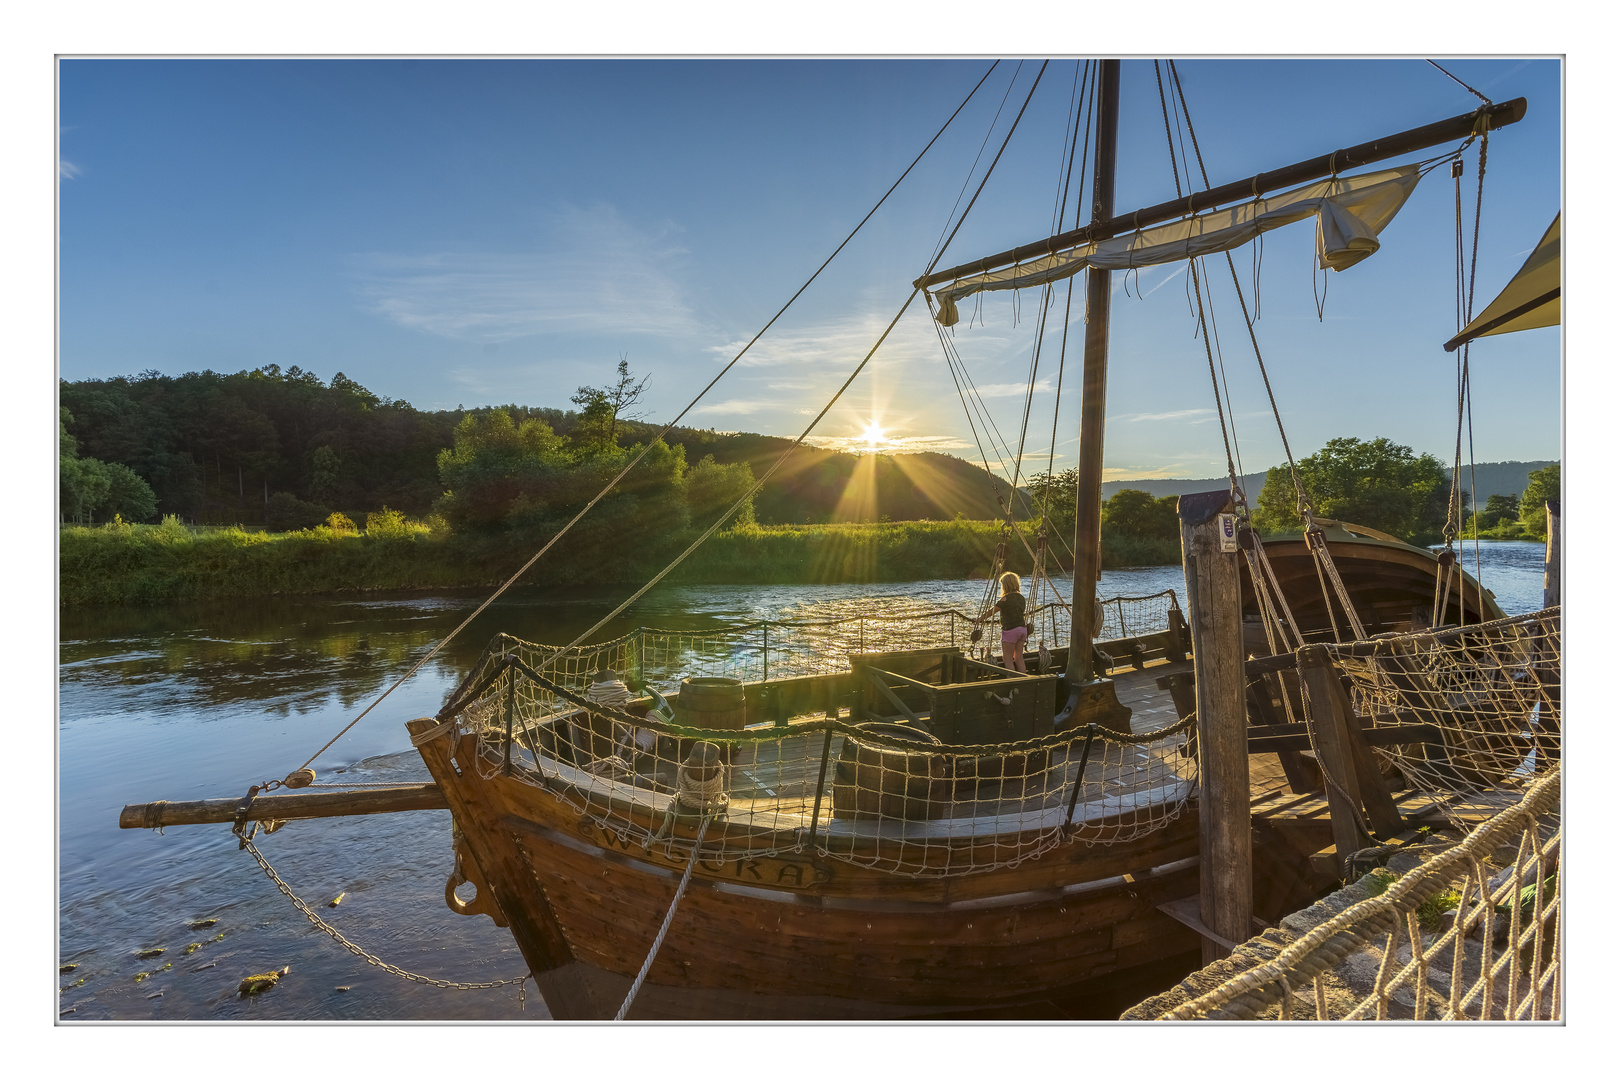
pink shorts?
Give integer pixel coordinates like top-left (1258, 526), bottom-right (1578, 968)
top-left (1001, 626), bottom-right (1029, 647)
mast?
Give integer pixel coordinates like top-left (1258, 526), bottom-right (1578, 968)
top-left (1067, 58), bottom-right (1119, 689)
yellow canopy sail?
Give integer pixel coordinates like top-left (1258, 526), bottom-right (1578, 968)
top-left (1444, 213), bottom-right (1560, 352)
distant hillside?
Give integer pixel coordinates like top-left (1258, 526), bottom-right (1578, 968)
top-left (59, 368), bottom-right (1014, 527)
top-left (1442, 461), bottom-right (1560, 503)
top-left (1100, 473), bottom-right (1269, 501)
top-left (59, 367), bottom-right (1548, 528)
top-left (1100, 461), bottom-right (1557, 506)
top-left (637, 426), bottom-right (1014, 524)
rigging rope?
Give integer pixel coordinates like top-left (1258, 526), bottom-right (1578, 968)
top-left (613, 811), bottom-right (714, 1020)
top-left (1439, 131), bottom-right (1491, 627)
top-left (285, 61), bottom-right (1003, 776)
top-left (932, 61), bottom-right (1089, 634)
top-left (1426, 59), bottom-right (1493, 105)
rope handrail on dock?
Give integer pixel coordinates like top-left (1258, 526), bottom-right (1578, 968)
top-left (1138, 764), bottom-right (1561, 1021)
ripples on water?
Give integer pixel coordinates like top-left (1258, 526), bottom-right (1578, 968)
top-left (58, 543), bottom-right (1547, 1020)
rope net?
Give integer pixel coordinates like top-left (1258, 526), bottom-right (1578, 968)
top-left (1095, 590), bottom-right (1180, 640)
top-left (437, 598), bottom-right (1195, 878)
top-left (1323, 608), bottom-right (1560, 830)
top-left (1155, 765), bottom-right (1561, 1021)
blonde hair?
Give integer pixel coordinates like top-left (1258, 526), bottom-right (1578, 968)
top-left (1000, 571), bottom-right (1021, 593)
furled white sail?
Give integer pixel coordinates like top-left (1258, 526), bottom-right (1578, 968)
top-left (930, 165), bottom-right (1423, 327)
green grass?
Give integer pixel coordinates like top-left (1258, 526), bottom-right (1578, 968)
top-left (60, 515), bottom-right (1185, 606)
top-left (1416, 888), bottom-right (1463, 934)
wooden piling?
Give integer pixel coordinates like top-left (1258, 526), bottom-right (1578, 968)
top-left (1544, 499), bottom-right (1560, 609)
top-left (1177, 490), bottom-right (1252, 963)
top-left (1296, 645), bottom-right (1374, 872)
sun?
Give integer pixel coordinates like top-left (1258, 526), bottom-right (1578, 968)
top-left (860, 420), bottom-right (887, 448)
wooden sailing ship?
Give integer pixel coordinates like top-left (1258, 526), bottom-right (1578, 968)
top-left (387, 66), bottom-right (1528, 1019)
top-left (119, 62), bottom-right (1543, 1020)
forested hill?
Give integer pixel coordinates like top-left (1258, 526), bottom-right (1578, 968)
top-left (59, 368), bottom-right (1013, 526)
top-left (1100, 461), bottom-right (1558, 505)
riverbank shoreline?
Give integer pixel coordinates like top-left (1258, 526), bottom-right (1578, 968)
top-left (59, 518), bottom-right (1183, 607)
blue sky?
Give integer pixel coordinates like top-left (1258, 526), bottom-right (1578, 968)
top-left (59, 57), bottom-right (1561, 481)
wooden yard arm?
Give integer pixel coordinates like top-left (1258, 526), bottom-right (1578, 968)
top-left (120, 784), bottom-right (447, 829)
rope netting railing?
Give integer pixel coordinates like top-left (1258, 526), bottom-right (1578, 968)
top-left (1153, 764), bottom-right (1561, 1021)
top-left (430, 595), bottom-right (1195, 879)
top-left (438, 590), bottom-right (1177, 718)
top-left (1323, 607), bottom-right (1559, 830)
top-left (453, 667), bottom-right (1195, 878)
top-left (1095, 589), bottom-right (1181, 641)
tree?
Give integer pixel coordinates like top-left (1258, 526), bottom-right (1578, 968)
top-left (1521, 463), bottom-right (1560, 516)
top-left (684, 455), bottom-right (756, 527)
top-left (1102, 489), bottom-right (1180, 541)
top-left (1519, 462), bottom-right (1560, 539)
top-left (568, 387), bottom-right (616, 451)
top-left (571, 358), bottom-right (649, 451)
top-left (265, 491), bottom-right (329, 530)
top-left (1477, 493), bottom-right (1520, 529)
top-left (1024, 468), bottom-right (1078, 538)
top-left (101, 461), bottom-right (160, 522)
top-left (59, 407), bottom-right (158, 523)
top-left (1251, 436), bottom-right (1449, 544)
top-left (308, 445), bottom-right (342, 504)
top-left (434, 409), bottom-right (571, 530)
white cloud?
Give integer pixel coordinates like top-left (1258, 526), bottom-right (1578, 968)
top-left (972, 379), bottom-right (1055, 399)
top-left (691, 399), bottom-right (770, 416)
top-left (707, 308), bottom-right (957, 369)
top-left (1119, 408), bottom-right (1215, 423)
top-left (1102, 465), bottom-right (1189, 481)
top-left (59, 159), bottom-right (82, 180)
top-left (353, 204), bottom-right (696, 343)
top-left (1140, 263), bottom-right (1190, 298)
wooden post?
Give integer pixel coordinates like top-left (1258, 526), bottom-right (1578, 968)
top-left (1296, 645), bottom-right (1374, 873)
top-left (1327, 673), bottom-right (1406, 839)
top-left (1177, 489), bottom-right (1252, 963)
top-left (1544, 499), bottom-right (1560, 609)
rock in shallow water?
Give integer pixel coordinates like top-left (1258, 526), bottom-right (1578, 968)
top-left (239, 966), bottom-right (292, 995)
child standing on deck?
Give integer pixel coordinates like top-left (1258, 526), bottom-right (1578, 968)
top-left (979, 571), bottom-right (1029, 673)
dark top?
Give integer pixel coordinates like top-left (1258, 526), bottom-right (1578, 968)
top-left (994, 592), bottom-right (1026, 632)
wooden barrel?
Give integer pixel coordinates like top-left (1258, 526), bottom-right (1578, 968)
top-left (673, 677), bottom-right (748, 732)
top-left (831, 723), bottom-right (948, 821)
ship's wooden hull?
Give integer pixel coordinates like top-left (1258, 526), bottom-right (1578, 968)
top-left (1246, 529), bottom-right (1506, 644)
top-left (411, 721), bottom-right (1201, 1019)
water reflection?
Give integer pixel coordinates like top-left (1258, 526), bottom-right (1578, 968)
top-left (58, 543), bottom-right (1545, 1020)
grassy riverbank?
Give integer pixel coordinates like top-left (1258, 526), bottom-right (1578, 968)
top-left (59, 517), bottom-right (1182, 606)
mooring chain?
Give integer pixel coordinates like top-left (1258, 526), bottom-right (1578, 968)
top-left (233, 823), bottom-right (530, 1006)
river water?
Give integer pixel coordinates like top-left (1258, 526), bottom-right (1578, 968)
top-left (57, 542), bottom-right (1549, 1021)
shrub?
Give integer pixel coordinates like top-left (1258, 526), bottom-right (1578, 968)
top-left (265, 491), bottom-right (329, 531)
top-left (365, 506), bottom-right (419, 540)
